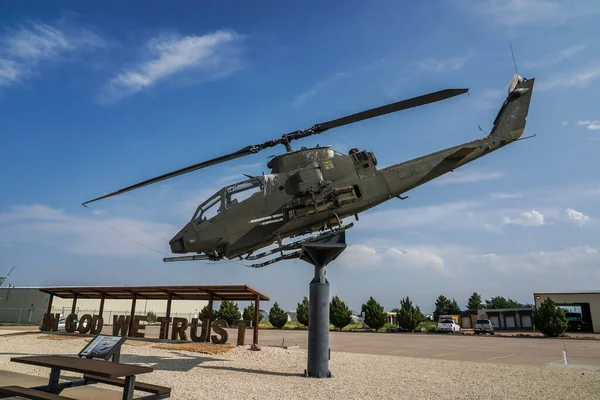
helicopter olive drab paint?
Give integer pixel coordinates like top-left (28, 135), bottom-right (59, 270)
top-left (83, 74), bottom-right (535, 268)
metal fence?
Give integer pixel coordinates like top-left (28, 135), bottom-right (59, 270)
top-left (0, 307), bottom-right (46, 325)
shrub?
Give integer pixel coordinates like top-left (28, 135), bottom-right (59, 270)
top-left (397, 296), bottom-right (424, 332)
top-left (362, 297), bottom-right (386, 332)
top-left (217, 300), bottom-right (241, 325)
top-left (243, 303), bottom-right (255, 323)
top-left (330, 296), bottom-right (352, 331)
top-left (467, 292), bottom-right (483, 315)
top-left (198, 305), bottom-right (214, 320)
top-left (296, 296), bottom-right (309, 327)
top-left (269, 302), bottom-right (288, 329)
top-left (533, 298), bottom-right (568, 337)
top-left (146, 311), bottom-right (157, 324)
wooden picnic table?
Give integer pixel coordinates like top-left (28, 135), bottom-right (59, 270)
top-left (10, 355), bottom-right (154, 400)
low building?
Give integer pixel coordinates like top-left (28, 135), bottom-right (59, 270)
top-left (534, 291), bottom-right (600, 333)
top-left (386, 312), bottom-right (396, 326)
top-left (477, 308), bottom-right (534, 330)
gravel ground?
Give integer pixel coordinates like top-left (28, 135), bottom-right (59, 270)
top-left (1, 334), bottom-right (599, 400)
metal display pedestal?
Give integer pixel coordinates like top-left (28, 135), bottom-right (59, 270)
top-left (301, 231), bottom-right (347, 378)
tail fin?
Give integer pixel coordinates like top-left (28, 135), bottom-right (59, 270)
top-left (489, 74), bottom-right (535, 141)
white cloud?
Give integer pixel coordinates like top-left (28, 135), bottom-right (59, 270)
top-left (357, 201), bottom-right (476, 231)
top-left (489, 192), bottom-right (523, 200)
top-left (577, 120), bottom-right (600, 130)
top-left (434, 170), bottom-right (503, 185)
top-left (470, 246), bottom-right (600, 276)
top-left (100, 30), bottom-right (243, 103)
top-left (538, 64), bottom-right (600, 91)
top-left (523, 45), bottom-right (587, 69)
top-left (566, 208), bottom-right (590, 227)
top-left (293, 71), bottom-right (348, 108)
top-left (338, 244), bottom-right (445, 273)
top-left (0, 204), bottom-right (176, 258)
top-left (292, 60), bottom-right (388, 108)
top-left (414, 51), bottom-right (474, 72)
top-left (503, 210), bottom-right (545, 226)
top-left (0, 20), bottom-right (104, 87)
top-left (462, 0), bottom-right (600, 26)
top-left (562, 121), bottom-right (569, 126)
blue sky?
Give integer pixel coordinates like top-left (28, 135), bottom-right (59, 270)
top-left (2, 0), bottom-right (600, 314)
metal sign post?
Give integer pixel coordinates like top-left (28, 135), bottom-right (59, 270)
top-left (300, 231), bottom-right (346, 378)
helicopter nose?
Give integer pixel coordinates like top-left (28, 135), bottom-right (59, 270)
top-left (169, 223), bottom-right (193, 253)
top-left (169, 236), bottom-right (186, 253)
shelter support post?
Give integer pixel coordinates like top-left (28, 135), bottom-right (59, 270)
top-left (46, 294), bottom-right (53, 318)
top-left (205, 293), bottom-right (214, 342)
top-left (164, 294), bottom-right (172, 339)
top-left (71, 295), bottom-right (78, 315)
top-left (129, 295), bottom-right (137, 336)
top-left (253, 294), bottom-right (260, 345)
top-left (98, 295), bottom-right (105, 319)
top-left (301, 231), bottom-right (346, 378)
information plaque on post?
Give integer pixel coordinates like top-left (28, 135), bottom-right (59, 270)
top-left (78, 335), bottom-right (126, 361)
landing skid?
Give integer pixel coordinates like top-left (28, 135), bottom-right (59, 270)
top-left (245, 223), bottom-right (353, 268)
top-left (162, 223), bottom-right (354, 267)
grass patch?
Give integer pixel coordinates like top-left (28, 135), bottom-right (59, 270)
top-left (258, 321), bottom-right (308, 330)
top-left (152, 342), bottom-right (234, 355)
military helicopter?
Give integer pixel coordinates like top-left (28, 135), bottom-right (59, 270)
top-left (83, 73), bottom-right (534, 267)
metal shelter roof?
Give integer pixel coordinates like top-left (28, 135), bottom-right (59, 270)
top-left (39, 285), bottom-right (270, 301)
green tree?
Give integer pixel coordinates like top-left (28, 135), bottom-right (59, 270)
top-left (397, 297), bottom-right (424, 332)
top-left (198, 305), bottom-right (214, 320)
top-left (329, 296), bottom-right (352, 331)
top-left (485, 296), bottom-right (527, 309)
top-left (467, 292), bottom-right (483, 315)
top-left (146, 311), bottom-right (157, 324)
top-left (243, 303), bottom-right (255, 325)
top-left (533, 298), bottom-right (568, 337)
top-left (449, 299), bottom-right (461, 314)
top-left (433, 295), bottom-right (451, 321)
top-left (296, 297), bottom-right (310, 327)
top-left (361, 296), bottom-right (386, 332)
top-left (269, 302), bottom-right (288, 329)
top-left (217, 300), bottom-right (241, 325)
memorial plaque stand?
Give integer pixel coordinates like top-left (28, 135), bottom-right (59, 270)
top-left (301, 231), bottom-right (346, 378)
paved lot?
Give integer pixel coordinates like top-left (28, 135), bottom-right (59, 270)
top-left (253, 329), bottom-right (600, 367)
top-left (120, 326), bottom-right (600, 367)
top-left (5, 325), bottom-right (600, 367)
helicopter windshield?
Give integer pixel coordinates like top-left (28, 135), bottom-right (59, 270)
top-left (193, 193), bottom-right (222, 225)
top-left (224, 178), bottom-right (263, 208)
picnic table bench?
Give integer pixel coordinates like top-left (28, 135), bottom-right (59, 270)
top-left (0, 355), bottom-right (170, 400)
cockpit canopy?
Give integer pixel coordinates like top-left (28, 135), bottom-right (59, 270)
top-left (192, 177), bottom-right (264, 225)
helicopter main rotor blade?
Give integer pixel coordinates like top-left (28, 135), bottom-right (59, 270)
top-left (82, 145), bottom-right (263, 205)
top-left (284, 88), bottom-right (469, 142)
top-left (83, 87), bottom-right (468, 205)
top-left (315, 88), bottom-right (469, 133)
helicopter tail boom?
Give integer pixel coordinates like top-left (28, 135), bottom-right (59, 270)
top-left (380, 73), bottom-right (534, 198)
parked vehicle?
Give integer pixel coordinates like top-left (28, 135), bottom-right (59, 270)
top-left (565, 312), bottom-right (591, 332)
top-left (39, 316), bottom-right (72, 331)
top-left (474, 319), bottom-right (495, 335)
top-left (437, 319), bottom-right (460, 333)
